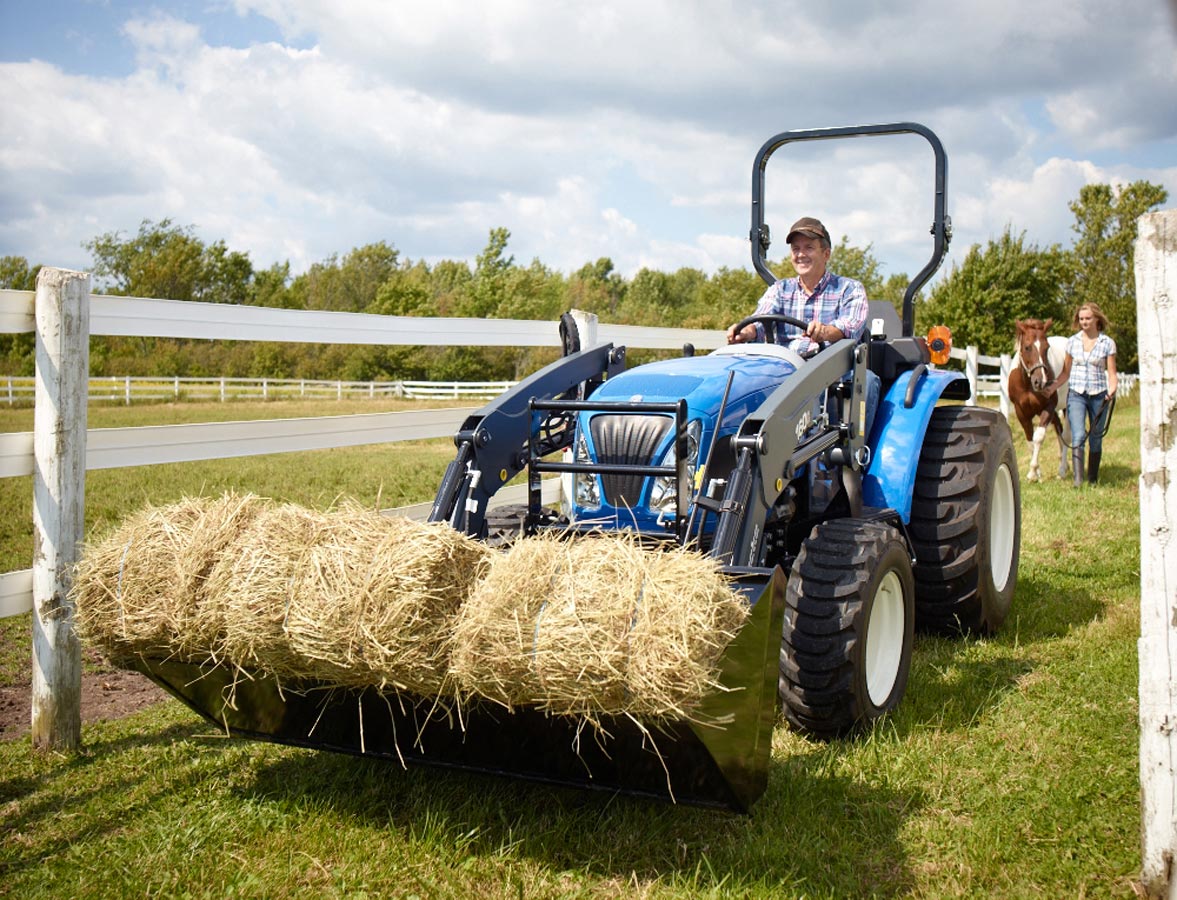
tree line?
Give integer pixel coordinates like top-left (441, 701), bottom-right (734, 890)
top-left (0, 178), bottom-right (1165, 381)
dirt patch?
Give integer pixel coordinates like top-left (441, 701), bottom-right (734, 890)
top-left (0, 652), bottom-right (169, 743)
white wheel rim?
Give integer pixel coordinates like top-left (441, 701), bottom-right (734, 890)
top-left (989, 463), bottom-right (1016, 593)
top-left (865, 569), bottom-right (906, 706)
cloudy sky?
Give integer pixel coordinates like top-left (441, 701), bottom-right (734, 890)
top-left (2, 1), bottom-right (1175, 289)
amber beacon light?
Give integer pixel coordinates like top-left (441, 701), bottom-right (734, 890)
top-left (926, 325), bottom-right (952, 365)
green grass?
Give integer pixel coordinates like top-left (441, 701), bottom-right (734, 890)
top-left (0, 397), bottom-right (1144, 898)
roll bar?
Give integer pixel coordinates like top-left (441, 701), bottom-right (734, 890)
top-left (750, 122), bottom-right (951, 338)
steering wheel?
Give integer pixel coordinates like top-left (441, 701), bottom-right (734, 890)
top-left (732, 313), bottom-right (812, 346)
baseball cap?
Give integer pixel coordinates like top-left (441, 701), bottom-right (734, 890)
top-left (786, 217), bottom-right (831, 245)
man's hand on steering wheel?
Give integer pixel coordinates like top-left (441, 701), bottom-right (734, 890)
top-left (727, 312), bottom-right (811, 345)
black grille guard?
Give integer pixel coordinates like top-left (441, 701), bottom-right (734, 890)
top-left (528, 398), bottom-right (691, 541)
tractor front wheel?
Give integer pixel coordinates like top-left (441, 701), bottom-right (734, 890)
top-left (779, 519), bottom-right (915, 737)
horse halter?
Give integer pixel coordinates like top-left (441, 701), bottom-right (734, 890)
top-left (1019, 340), bottom-right (1053, 392)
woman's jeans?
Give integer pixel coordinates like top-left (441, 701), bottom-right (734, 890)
top-left (1067, 389), bottom-right (1109, 452)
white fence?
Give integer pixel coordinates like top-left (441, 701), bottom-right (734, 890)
top-left (1, 285), bottom-right (1140, 622)
top-left (1, 374), bottom-right (517, 405)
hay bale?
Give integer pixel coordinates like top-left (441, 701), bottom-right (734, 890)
top-left (449, 534), bottom-right (568, 707)
top-left (72, 492), bottom-right (264, 660)
top-left (451, 533), bottom-right (749, 722)
top-left (204, 503), bottom-right (492, 695)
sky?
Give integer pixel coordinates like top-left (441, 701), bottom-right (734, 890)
top-left (1, 0), bottom-right (1176, 290)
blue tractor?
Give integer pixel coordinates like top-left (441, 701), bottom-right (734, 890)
top-left (128, 123), bottom-right (1020, 813)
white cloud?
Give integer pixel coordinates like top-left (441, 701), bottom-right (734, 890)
top-left (1, 0), bottom-right (1175, 288)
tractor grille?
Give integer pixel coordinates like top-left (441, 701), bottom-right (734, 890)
top-left (589, 414), bottom-right (673, 508)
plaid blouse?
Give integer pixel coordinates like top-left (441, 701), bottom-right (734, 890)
top-left (1066, 332), bottom-right (1116, 395)
top-left (751, 271), bottom-right (868, 352)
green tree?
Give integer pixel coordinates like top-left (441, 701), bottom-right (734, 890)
top-left (0, 256), bottom-right (38, 374)
top-left (371, 260), bottom-right (438, 317)
top-left (830, 238), bottom-right (885, 298)
top-left (621, 268), bottom-right (673, 323)
top-left (686, 267), bottom-right (766, 330)
top-left (1066, 180), bottom-right (1168, 370)
top-left (428, 259), bottom-right (474, 315)
top-left (250, 262), bottom-right (297, 308)
top-left (0, 255), bottom-right (40, 290)
top-left (497, 259), bottom-right (565, 322)
top-left (917, 227), bottom-right (1069, 355)
top-left (84, 219), bottom-right (254, 303)
top-left (291, 242), bottom-right (400, 313)
top-left (462, 227), bottom-right (515, 318)
top-left (567, 257), bottom-right (625, 318)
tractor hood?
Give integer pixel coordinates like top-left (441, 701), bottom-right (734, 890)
top-left (592, 349), bottom-right (797, 430)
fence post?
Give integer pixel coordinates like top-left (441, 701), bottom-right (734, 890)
top-left (31, 267), bottom-right (90, 751)
top-left (964, 345), bottom-right (979, 407)
top-left (1137, 209), bottom-right (1177, 900)
top-left (124, 374), bottom-right (131, 406)
top-left (999, 353), bottom-right (1012, 419)
top-left (570, 308), bottom-right (600, 348)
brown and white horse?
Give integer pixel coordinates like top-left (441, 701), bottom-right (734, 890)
top-left (1008, 318), bottom-right (1068, 482)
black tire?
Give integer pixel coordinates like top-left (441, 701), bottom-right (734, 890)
top-left (779, 519), bottom-right (915, 737)
top-left (909, 406), bottom-right (1020, 635)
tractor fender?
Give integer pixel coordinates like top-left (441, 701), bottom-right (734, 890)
top-left (862, 368), bottom-right (968, 522)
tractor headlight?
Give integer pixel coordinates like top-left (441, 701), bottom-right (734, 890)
top-left (573, 429), bottom-right (600, 508)
top-left (650, 419), bottom-right (702, 515)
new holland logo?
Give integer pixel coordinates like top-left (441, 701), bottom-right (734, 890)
top-left (795, 408), bottom-right (812, 442)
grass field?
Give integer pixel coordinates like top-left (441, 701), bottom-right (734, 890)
top-left (0, 396), bottom-right (1145, 898)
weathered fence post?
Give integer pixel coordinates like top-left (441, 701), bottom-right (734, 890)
top-left (1137, 208), bottom-right (1177, 900)
top-left (570, 308), bottom-right (599, 348)
top-left (999, 353), bottom-right (1012, 419)
top-left (964, 344), bottom-right (979, 406)
top-left (31, 267), bottom-right (90, 750)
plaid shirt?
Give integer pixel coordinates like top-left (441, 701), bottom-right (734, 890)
top-left (1066, 332), bottom-right (1116, 395)
top-left (751, 271), bottom-right (868, 352)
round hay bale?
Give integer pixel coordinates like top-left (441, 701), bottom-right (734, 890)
top-left (200, 502), bottom-right (322, 680)
top-left (451, 533), bottom-right (750, 723)
top-left (204, 503), bottom-right (491, 695)
top-left (72, 492), bottom-right (264, 661)
top-left (449, 533), bottom-right (569, 707)
top-left (622, 547), bottom-right (750, 720)
top-left (530, 536), bottom-right (648, 716)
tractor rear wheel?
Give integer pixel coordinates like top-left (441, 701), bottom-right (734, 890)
top-left (779, 519), bottom-right (915, 737)
top-left (909, 406), bottom-right (1020, 635)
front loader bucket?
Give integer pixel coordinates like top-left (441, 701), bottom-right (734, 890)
top-left (125, 567), bottom-right (784, 813)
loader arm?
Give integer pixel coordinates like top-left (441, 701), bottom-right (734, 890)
top-left (710, 340), bottom-right (870, 567)
top-left (429, 342), bottom-right (626, 535)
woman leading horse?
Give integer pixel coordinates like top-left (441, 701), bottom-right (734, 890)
top-left (1048, 302), bottom-right (1119, 486)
